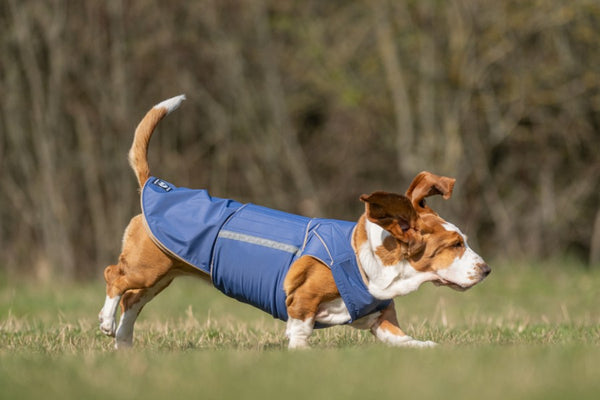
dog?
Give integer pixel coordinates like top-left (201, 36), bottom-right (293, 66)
top-left (99, 95), bottom-right (491, 349)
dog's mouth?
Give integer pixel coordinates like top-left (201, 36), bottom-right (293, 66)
top-left (432, 277), bottom-right (468, 292)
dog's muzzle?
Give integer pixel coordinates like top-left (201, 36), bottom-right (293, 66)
top-left (477, 263), bottom-right (491, 279)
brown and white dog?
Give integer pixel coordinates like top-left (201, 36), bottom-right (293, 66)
top-left (99, 95), bottom-right (490, 349)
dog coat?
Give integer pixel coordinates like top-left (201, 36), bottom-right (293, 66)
top-left (141, 177), bottom-right (391, 325)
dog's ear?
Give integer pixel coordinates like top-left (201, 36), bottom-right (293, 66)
top-left (360, 192), bottom-right (425, 257)
top-left (360, 192), bottom-right (416, 232)
top-left (405, 171), bottom-right (455, 214)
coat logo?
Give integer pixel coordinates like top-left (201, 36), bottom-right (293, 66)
top-left (151, 178), bottom-right (172, 192)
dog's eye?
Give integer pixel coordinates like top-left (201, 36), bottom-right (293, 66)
top-left (419, 199), bottom-right (426, 208)
top-left (452, 241), bottom-right (463, 248)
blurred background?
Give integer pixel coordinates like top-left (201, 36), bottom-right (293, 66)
top-left (1, 0), bottom-right (599, 281)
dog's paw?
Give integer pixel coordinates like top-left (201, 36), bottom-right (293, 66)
top-left (406, 339), bottom-right (437, 348)
top-left (288, 339), bottom-right (310, 350)
top-left (98, 316), bottom-right (116, 337)
top-left (386, 335), bottom-right (438, 348)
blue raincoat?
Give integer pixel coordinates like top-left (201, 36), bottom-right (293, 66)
top-left (141, 177), bottom-right (391, 324)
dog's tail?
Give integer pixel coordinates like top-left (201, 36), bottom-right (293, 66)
top-left (128, 94), bottom-right (186, 187)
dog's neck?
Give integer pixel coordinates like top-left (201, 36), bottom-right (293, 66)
top-left (354, 216), bottom-right (438, 300)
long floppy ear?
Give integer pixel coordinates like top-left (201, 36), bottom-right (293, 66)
top-left (359, 191), bottom-right (425, 256)
top-left (405, 171), bottom-right (455, 213)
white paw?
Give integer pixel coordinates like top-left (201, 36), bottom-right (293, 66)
top-left (406, 339), bottom-right (438, 348)
top-left (288, 339), bottom-right (310, 350)
top-left (386, 335), bottom-right (437, 348)
top-left (99, 316), bottom-right (116, 337)
top-left (286, 317), bottom-right (313, 350)
top-left (98, 295), bottom-right (120, 337)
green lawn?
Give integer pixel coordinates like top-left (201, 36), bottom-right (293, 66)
top-left (1, 261), bottom-right (599, 399)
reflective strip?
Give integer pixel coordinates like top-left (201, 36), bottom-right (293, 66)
top-left (218, 230), bottom-right (300, 255)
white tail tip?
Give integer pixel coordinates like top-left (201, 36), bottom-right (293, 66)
top-left (154, 94), bottom-right (186, 115)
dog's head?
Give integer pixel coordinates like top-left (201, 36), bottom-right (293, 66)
top-left (360, 171), bottom-right (490, 291)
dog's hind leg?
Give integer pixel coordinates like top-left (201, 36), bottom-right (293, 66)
top-left (99, 215), bottom-right (174, 340)
top-left (114, 273), bottom-right (175, 349)
top-left (99, 264), bottom-right (122, 336)
top-left (99, 215), bottom-right (207, 348)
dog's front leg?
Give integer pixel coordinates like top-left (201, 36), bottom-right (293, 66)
top-left (284, 256), bottom-right (340, 349)
top-left (285, 317), bottom-right (315, 349)
top-left (369, 302), bottom-right (437, 348)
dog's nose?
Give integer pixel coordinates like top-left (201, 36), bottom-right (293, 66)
top-left (478, 263), bottom-right (491, 277)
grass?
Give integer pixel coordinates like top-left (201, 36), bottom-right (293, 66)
top-left (1, 261), bottom-right (600, 399)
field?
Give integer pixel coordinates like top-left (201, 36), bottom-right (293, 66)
top-left (1, 261), bottom-right (600, 399)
